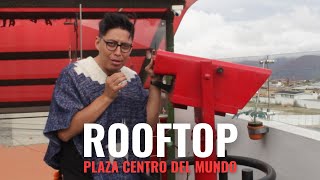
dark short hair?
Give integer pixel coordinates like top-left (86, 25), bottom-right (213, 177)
top-left (99, 13), bottom-right (135, 40)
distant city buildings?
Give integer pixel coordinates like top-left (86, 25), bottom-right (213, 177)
top-left (252, 79), bottom-right (320, 109)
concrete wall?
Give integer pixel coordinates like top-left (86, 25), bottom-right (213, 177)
top-left (294, 94), bottom-right (317, 100)
top-left (296, 99), bottom-right (320, 109)
top-left (271, 114), bottom-right (320, 126)
top-left (174, 107), bottom-right (320, 180)
top-left (220, 116), bottom-right (320, 180)
top-left (0, 112), bottom-right (48, 146)
top-left (256, 97), bottom-right (320, 109)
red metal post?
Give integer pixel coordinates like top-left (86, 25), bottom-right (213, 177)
top-left (194, 61), bottom-right (217, 180)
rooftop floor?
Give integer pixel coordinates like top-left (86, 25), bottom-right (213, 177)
top-left (0, 144), bottom-right (54, 179)
top-left (0, 112), bottom-right (53, 180)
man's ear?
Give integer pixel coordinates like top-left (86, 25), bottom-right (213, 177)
top-left (95, 36), bottom-right (100, 50)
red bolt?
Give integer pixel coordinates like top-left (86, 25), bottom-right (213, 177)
top-left (204, 73), bottom-right (211, 80)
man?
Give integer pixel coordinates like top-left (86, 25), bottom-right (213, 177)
top-left (44, 13), bottom-right (161, 180)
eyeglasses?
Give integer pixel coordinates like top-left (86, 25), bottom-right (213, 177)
top-left (102, 39), bottom-right (132, 53)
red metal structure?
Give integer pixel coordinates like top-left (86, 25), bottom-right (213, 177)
top-left (153, 50), bottom-right (271, 179)
top-left (0, 0), bottom-right (196, 109)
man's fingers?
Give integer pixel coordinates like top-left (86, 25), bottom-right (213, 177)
top-left (111, 72), bottom-right (126, 81)
top-left (106, 72), bottom-right (126, 83)
top-left (145, 60), bottom-right (154, 74)
top-left (145, 63), bottom-right (151, 70)
top-left (113, 76), bottom-right (127, 86)
top-left (114, 81), bottom-right (127, 91)
top-left (148, 58), bottom-right (154, 68)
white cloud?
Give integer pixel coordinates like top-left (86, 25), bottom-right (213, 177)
top-left (175, 1), bottom-right (320, 60)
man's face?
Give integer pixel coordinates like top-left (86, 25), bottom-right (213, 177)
top-left (96, 28), bottom-right (132, 75)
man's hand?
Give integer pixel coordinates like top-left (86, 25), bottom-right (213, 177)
top-left (145, 57), bottom-right (155, 78)
top-left (58, 73), bottom-right (126, 142)
top-left (103, 72), bottom-right (127, 100)
top-left (145, 52), bottom-right (162, 82)
top-left (144, 50), bottom-right (162, 129)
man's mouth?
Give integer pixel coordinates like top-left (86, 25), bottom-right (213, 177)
top-left (111, 59), bottom-right (122, 66)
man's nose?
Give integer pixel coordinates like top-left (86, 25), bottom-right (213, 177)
top-left (114, 45), bottom-right (122, 55)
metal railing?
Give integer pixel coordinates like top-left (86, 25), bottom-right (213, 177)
top-left (142, 155), bottom-right (276, 180)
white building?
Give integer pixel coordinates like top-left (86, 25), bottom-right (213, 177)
top-left (274, 90), bottom-right (318, 100)
top-left (292, 82), bottom-right (320, 92)
top-left (257, 90), bottom-right (320, 109)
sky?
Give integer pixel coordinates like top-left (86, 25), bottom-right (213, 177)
top-left (174, 0), bottom-right (320, 60)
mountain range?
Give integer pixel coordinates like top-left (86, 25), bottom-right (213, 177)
top-left (238, 55), bottom-right (320, 80)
